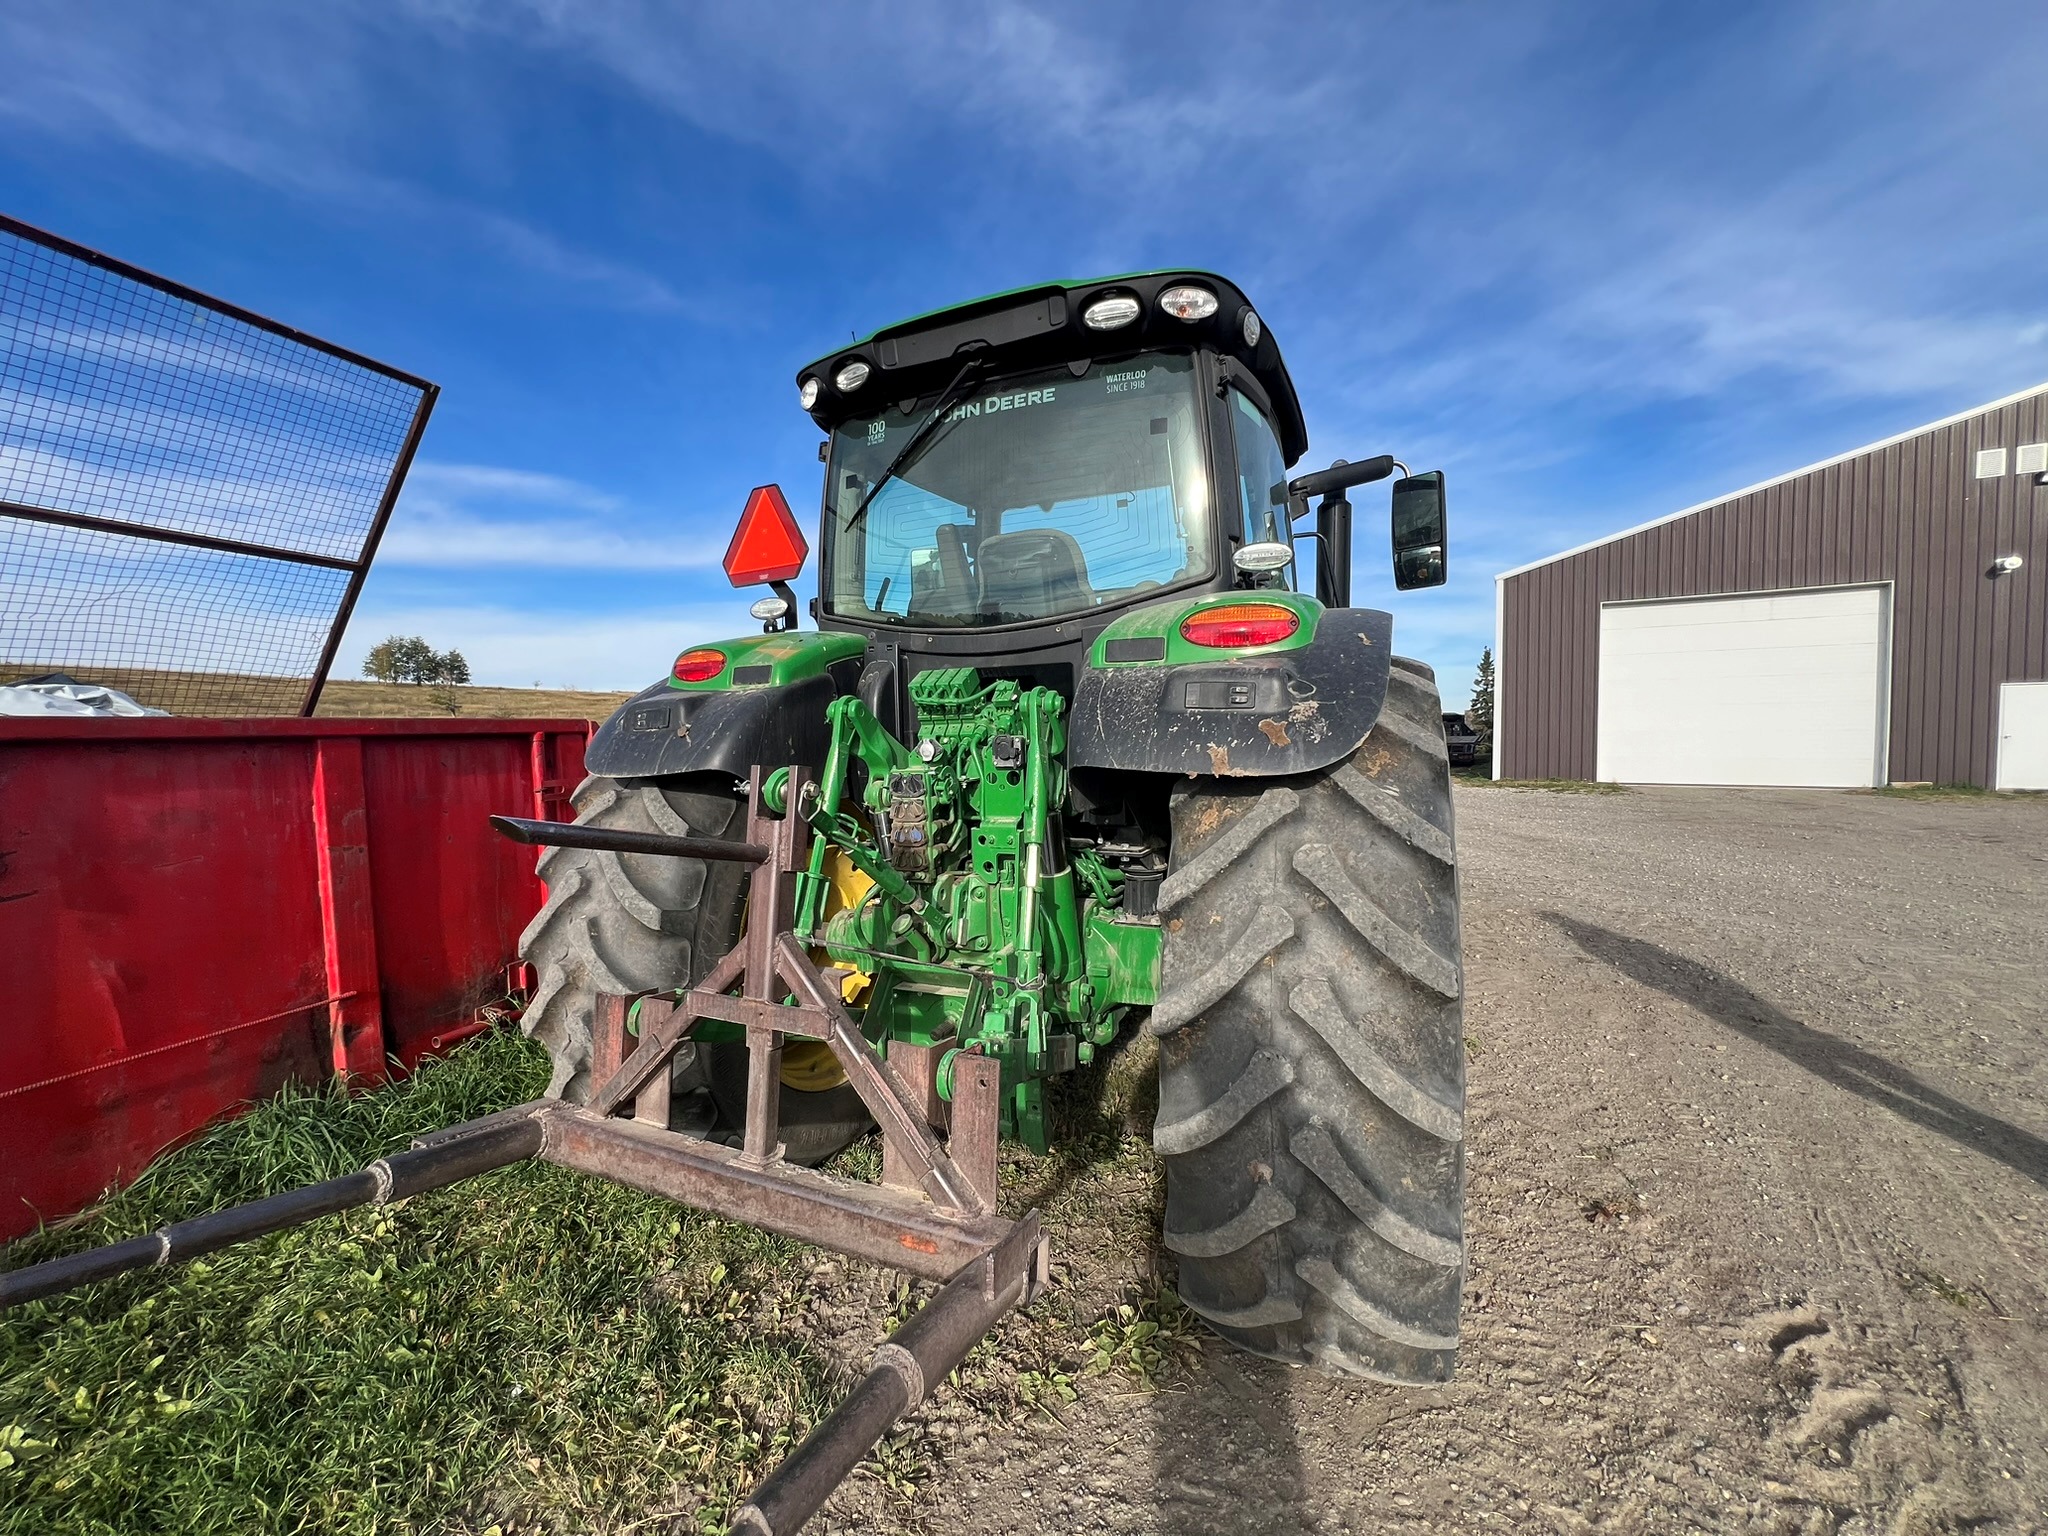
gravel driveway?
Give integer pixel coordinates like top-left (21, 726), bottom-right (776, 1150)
top-left (907, 785), bottom-right (2048, 1536)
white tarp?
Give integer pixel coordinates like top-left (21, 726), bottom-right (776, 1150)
top-left (0, 678), bottom-right (168, 717)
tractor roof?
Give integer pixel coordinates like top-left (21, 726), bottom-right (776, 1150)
top-left (797, 270), bottom-right (1308, 464)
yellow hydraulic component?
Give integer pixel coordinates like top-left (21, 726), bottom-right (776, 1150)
top-left (779, 1039), bottom-right (849, 1092)
top-left (783, 845), bottom-right (876, 1092)
top-left (821, 845), bottom-right (877, 925)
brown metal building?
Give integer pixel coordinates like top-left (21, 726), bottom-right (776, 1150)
top-left (1494, 382), bottom-right (2048, 790)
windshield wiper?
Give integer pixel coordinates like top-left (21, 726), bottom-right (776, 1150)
top-left (843, 353), bottom-right (988, 535)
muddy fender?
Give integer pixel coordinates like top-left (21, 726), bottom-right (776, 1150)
top-left (1067, 607), bottom-right (1393, 777)
top-left (584, 674), bottom-right (836, 780)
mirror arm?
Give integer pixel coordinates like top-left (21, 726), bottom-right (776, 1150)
top-left (1314, 492), bottom-right (1352, 608)
top-left (1288, 454), bottom-right (1395, 501)
top-left (1293, 526), bottom-right (1334, 607)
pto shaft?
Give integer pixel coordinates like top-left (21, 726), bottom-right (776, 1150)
top-left (0, 1109), bottom-right (546, 1310)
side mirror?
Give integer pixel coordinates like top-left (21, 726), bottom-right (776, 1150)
top-left (1390, 471), bottom-right (1447, 591)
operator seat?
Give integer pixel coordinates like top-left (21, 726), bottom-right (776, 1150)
top-left (975, 528), bottom-right (1092, 617)
top-left (907, 523), bottom-right (978, 618)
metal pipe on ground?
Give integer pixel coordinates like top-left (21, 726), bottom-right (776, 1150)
top-left (0, 1107), bottom-right (548, 1310)
top-left (489, 815), bottom-right (769, 864)
top-left (728, 1213), bottom-right (1047, 1536)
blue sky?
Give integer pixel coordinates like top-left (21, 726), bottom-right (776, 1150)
top-left (3, 1), bottom-right (2044, 709)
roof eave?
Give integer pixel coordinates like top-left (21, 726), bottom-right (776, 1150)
top-left (1496, 378), bottom-right (2048, 584)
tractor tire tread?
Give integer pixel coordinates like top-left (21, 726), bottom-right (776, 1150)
top-left (1155, 661), bottom-right (1465, 1382)
top-left (517, 777), bottom-right (741, 1102)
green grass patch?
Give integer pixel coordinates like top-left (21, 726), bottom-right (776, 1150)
top-left (1454, 773), bottom-right (1629, 793)
top-left (1854, 782), bottom-right (2038, 801)
top-left (0, 1030), bottom-right (838, 1535)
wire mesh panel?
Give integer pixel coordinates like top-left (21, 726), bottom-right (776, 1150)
top-left (0, 214), bottom-right (436, 714)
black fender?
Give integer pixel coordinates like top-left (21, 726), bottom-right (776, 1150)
top-left (1067, 607), bottom-right (1393, 777)
top-left (584, 674), bottom-right (835, 781)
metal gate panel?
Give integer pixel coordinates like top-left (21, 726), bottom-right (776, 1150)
top-left (0, 213), bottom-right (436, 715)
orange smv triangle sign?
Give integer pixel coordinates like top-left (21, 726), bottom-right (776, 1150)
top-left (723, 483), bottom-right (809, 587)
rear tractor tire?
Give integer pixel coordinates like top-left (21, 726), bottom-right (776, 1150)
top-left (517, 775), bottom-right (872, 1166)
top-left (1152, 657), bottom-right (1466, 1382)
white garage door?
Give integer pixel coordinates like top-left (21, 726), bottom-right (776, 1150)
top-left (1996, 681), bottom-right (2048, 791)
top-left (1597, 585), bottom-right (1890, 787)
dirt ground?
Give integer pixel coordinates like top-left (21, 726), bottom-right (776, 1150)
top-left (815, 785), bottom-right (2047, 1536)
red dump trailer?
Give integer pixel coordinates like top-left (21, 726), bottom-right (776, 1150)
top-left (0, 715), bottom-right (591, 1241)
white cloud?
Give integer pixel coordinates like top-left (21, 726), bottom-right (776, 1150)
top-left (381, 458), bottom-right (721, 569)
top-left (403, 461), bottom-right (620, 512)
top-left (376, 509), bottom-right (718, 569)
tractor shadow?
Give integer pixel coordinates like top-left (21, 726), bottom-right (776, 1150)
top-left (1545, 913), bottom-right (2048, 1190)
top-left (1009, 1029), bottom-right (1316, 1531)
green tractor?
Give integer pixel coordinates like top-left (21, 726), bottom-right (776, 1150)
top-left (521, 271), bottom-right (1465, 1384)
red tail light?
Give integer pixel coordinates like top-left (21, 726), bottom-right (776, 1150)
top-left (672, 648), bottom-right (727, 683)
top-left (1179, 603), bottom-right (1300, 649)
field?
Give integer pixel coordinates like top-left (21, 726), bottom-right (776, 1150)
top-left (311, 679), bottom-right (636, 720)
top-left (1, 664), bottom-right (632, 721)
top-left (4, 785), bottom-right (2044, 1534)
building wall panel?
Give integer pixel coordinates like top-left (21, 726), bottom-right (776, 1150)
top-left (1500, 385), bottom-right (2048, 786)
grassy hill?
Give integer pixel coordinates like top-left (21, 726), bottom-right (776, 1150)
top-left (312, 678), bottom-right (634, 720)
top-left (3, 665), bottom-right (633, 721)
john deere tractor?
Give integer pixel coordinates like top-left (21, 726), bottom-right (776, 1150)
top-left (519, 271), bottom-right (1463, 1384)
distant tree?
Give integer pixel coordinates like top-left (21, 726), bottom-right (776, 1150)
top-left (1467, 646), bottom-right (1495, 752)
top-left (362, 635), bottom-right (408, 683)
top-left (363, 635), bottom-right (467, 686)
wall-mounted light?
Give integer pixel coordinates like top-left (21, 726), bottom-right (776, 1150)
top-left (1989, 554), bottom-right (2024, 577)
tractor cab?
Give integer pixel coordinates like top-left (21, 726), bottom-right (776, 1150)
top-left (790, 271), bottom-right (1446, 727)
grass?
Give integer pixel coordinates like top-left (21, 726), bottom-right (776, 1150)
top-left (1453, 769), bottom-right (1629, 793)
top-left (310, 680), bottom-right (635, 721)
top-left (1855, 782), bottom-right (2043, 801)
top-left (0, 1030), bottom-right (838, 1536)
top-left (0, 1024), bottom-right (1191, 1536)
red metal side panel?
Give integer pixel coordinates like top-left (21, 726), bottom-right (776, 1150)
top-left (0, 736), bottom-right (334, 1236)
top-left (359, 729), bottom-right (585, 1068)
top-left (313, 736), bottom-right (388, 1081)
top-left (0, 717), bottom-right (590, 1239)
